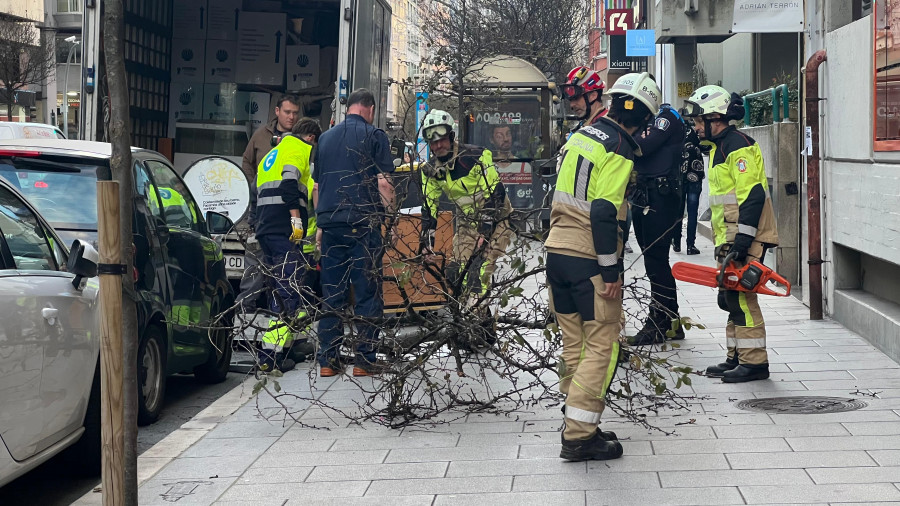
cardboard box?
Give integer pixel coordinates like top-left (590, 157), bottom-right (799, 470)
top-left (173, 0), bottom-right (207, 39)
top-left (233, 91), bottom-right (272, 133)
top-left (207, 0), bottom-right (241, 40)
top-left (205, 40), bottom-right (237, 83)
top-left (286, 45), bottom-right (320, 91)
top-left (236, 11), bottom-right (287, 86)
top-left (202, 83), bottom-right (238, 122)
top-left (169, 83), bottom-right (203, 133)
top-left (383, 211), bottom-right (452, 312)
top-left (172, 39), bottom-right (206, 84)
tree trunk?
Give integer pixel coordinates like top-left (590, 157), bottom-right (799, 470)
top-left (6, 98), bottom-right (12, 121)
top-left (102, 1), bottom-right (139, 504)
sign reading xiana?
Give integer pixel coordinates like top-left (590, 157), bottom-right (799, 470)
top-left (732, 1), bottom-right (804, 33)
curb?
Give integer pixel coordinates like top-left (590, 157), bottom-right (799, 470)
top-left (71, 375), bottom-right (258, 505)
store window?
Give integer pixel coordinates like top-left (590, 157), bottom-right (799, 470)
top-left (875, 0), bottom-right (900, 150)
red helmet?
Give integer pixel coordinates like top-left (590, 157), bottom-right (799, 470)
top-left (561, 66), bottom-right (605, 100)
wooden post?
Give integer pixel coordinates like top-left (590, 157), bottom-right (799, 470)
top-left (98, 181), bottom-right (125, 505)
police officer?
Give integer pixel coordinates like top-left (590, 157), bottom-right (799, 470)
top-left (671, 123), bottom-right (705, 255)
top-left (547, 72), bottom-right (659, 461)
top-left (630, 90), bottom-right (687, 345)
top-left (254, 124), bottom-right (313, 372)
top-left (419, 109), bottom-right (514, 297)
top-left (683, 85), bottom-right (778, 383)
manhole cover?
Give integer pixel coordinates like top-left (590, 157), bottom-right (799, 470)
top-left (735, 396), bottom-right (867, 414)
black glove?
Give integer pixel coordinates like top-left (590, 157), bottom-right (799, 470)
top-left (730, 233), bottom-right (754, 262)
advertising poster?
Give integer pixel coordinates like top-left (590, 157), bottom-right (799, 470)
top-left (182, 156), bottom-right (251, 222)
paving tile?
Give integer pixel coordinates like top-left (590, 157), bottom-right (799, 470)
top-left (284, 498), bottom-right (436, 506)
top-left (807, 466), bottom-right (900, 484)
top-left (726, 450), bottom-right (877, 469)
top-left (652, 437), bottom-right (790, 454)
top-left (330, 434), bottom-right (459, 451)
top-left (205, 420), bottom-right (292, 439)
top-left (182, 436), bottom-right (280, 458)
top-left (456, 432), bottom-right (559, 447)
top-left (433, 491), bottom-right (585, 506)
top-left (788, 360), bottom-right (900, 372)
top-left (446, 458), bottom-right (587, 477)
top-left (585, 486), bottom-right (745, 505)
top-left (658, 469), bottom-right (813, 488)
top-left (768, 410), bottom-right (900, 424)
top-left (801, 379), bottom-right (900, 391)
top-left (138, 476), bottom-right (237, 506)
top-left (216, 481), bottom-right (370, 501)
top-left (869, 450), bottom-right (900, 466)
top-left (849, 369), bottom-right (900, 380)
top-left (689, 381), bottom-right (809, 394)
top-left (280, 425), bottom-right (399, 441)
top-left (404, 421), bottom-right (525, 435)
top-left (365, 476), bottom-right (512, 496)
top-left (512, 471), bottom-right (659, 491)
top-left (516, 441), bottom-right (652, 459)
top-left (842, 421), bottom-right (900, 436)
top-left (234, 466), bottom-right (313, 484)
top-left (385, 445), bottom-right (520, 463)
top-left (787, 435), bottom-right (900, 451)
top-left (584, 454), bottom-right (731, 472)
top-left (740, 483), bottom-right (900, 504)
top-left (154, 454), bottom-right (259, 480)
top-left (768, 371), bottom-right (856, 381)
top-left (251, 449), bottom-right (388, 468)
top-left (713, 423), bottom-right (849, 439)
top-left (141, 429), bottom-right (209, 459)
top-left (306, 462), bottom-right (449, 482)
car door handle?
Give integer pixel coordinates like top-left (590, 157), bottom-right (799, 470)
top-left (42, 307), bottom-right (59, 324)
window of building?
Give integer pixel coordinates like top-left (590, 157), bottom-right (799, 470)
top-left (57, 0), bottom-right (82, 13)
top-left (875, 0), bottom-right (900, 150)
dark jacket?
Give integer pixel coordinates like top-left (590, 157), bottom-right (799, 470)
top-left (633, 105), bottom-right (686, 179)
top-left (313, 114), bottom-right (394, 228)
top-left (681, 126), bottom-right (706, 191)
top-left (241, 118), bottom-right (287, 230)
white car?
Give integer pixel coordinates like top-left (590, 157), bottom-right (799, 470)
top-left (0, 176), bottom-right (101, 487)
top-left (0, 122), bottom-right (66, 141)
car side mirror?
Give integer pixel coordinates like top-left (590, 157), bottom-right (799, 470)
top-left (67, 239), bottom-right (99, 289)
top-left (206, 211), bottom-right (234, 235)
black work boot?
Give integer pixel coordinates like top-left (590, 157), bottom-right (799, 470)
top-left (560, 431), bottom-right (624, 462)
top-left (705, 356), bottom-right (739, 378)
top-left (686, 244), bottom-right (701, 255)
top-left (722, 364), bottom-right (769, 383)
top-left (630, 317), bottom-right (666, 346)
top-left (672, 240), bottom-right (682, 253)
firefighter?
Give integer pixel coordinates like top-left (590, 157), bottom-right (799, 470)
top-left (254, 124), bottom-right (313, 372)
top-left (560, 66), bottom-right (607, 129)
top-left (683, 85), bottom-right (779, 383)
top-left (419, 109), bottom-right (514, 297)
top-left (547, 72), bottom-right (659, 461)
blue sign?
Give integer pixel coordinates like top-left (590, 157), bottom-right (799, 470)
top-left (415, 92), bottom-right (429, 160)
top-left (625, 30), bottom-right (656, 57)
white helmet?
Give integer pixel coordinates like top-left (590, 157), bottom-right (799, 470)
top-left (422, 109), bottom-right (455, 141)
top-left (683, 85), bottom-right (731, 117)
top-left (607, 72), bottom-right (661, 115)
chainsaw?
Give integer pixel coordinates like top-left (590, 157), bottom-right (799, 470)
top-left (672, 252), bottom-right (791, 297)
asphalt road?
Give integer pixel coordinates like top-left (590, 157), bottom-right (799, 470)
top-left (0, 373), bottom-right (243, 505)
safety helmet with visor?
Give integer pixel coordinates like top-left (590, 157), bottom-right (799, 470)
top-left (422, 109), bottom-right (455, 142)
top-left (606, 72), bottom-right (661, 116)
top-left (682, 85), bottom-right (731, 118)
top-left (560, 66), bottom-right (605, 101)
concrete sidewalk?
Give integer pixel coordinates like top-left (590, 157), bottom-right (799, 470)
top-left (77, 233), bottom-right (900, 505)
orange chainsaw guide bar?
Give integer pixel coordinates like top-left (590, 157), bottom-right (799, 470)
top-left (672, 253), bottom-right (791, 297)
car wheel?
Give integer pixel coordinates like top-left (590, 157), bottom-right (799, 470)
top-left (63, 364), bottom-right (101, 476)
top-left (194, 307), bottom-right (234, 384)
top-left (137, 327), bottom-right (167, 426)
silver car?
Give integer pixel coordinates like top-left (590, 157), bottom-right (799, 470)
top-left (0, 177), bottom-right (101, 487)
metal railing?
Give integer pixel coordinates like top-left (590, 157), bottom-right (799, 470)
top-left (743, 84), bottom-right (791, 125)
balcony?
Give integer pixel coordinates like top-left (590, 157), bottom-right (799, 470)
top-left (53, 0), bottom-right (82, 30)
top-left (655, 0), bottom-right (735, 44)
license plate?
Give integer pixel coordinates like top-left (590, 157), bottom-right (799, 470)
top-left (225, 254), bottom-right (244, 270)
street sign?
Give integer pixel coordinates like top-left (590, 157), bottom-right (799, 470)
top-left (608, 35), bottom-right (630, 70)
top-left (605, 9), bottom-right (633, 36)
top-left (625, 29), bottom-right (655, 57)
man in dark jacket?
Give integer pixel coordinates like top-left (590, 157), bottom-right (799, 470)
top-left (630, 101), bottom-right (687, 345)
top-left (314, 88), bottom-right (395, 377)
top-left (671, 125), bottom-right (705, 255)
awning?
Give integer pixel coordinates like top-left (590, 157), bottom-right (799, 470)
top-left (732, 1), bottom-right (804, 33)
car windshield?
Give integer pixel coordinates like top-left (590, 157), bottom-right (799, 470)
top-left (0, 158), bottom-right (100, 231)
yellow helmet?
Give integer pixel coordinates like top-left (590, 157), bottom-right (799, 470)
top-left (683, 85), bottom-right (731, 117)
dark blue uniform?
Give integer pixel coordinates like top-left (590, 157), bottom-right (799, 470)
top-left (313, 114), bottom-right (394, 370)
top-left (631, 105), bottom-right (686, 343)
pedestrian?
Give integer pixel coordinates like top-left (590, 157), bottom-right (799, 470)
top-left (419, 109), bottom-right (514, 297)
top-left (314, 88), bottom-right (396, 377)
top-left (237, 95), bottom-right (302, 312)
top-left (253, 117), bottom-right (316, 372)
top-left (630, 91), bottom-right (688, 345)
top-left (546, 72), bottom-right (659, 461)
top-left (671, 123), bottom-right (705, 255)
top-left (293, 118), bottom-right (323, 304)
top-left (683, 85), bottom-right (778, 383)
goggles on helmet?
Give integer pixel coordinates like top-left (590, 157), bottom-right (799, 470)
top-left (560, 84), bottom-right (586, 100)
top-left (424, 124), bottom-right (452, 141)
top-left (681, 100), bottom-right (705, 118)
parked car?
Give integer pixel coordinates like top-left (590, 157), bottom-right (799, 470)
top-left (0, 139), bottom-right (236, 426)
top-left (0, 176), bottom-right (101, 486)
top-left (0, 122), bottom-right (65, 140)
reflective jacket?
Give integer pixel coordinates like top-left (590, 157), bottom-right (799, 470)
top-left (704, 126), bottom-right (778, 248)
top-left (545, 116), bottom-right (639, 283)
top-left (254, 135), bottom-right (311, 238)
top-left (421, 143), bottom-right (508, 236)
top-left (303, 172), bottom-right (316, 254)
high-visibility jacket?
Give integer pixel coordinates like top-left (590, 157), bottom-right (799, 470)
top-left (303, 174), bottom-right (316, 254)
top-left (704, 127), bottom-right (778, 248)
top-left (255, 135), bottom-right (311, 238)
top-left (545, 116), bottom-right (639, 283)
top-left (150, 185), bottom-right (198, 226)
top-left (420, 143), bottom-right (508, 237)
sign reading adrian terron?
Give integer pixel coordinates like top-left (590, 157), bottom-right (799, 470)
top-left (732, 1), bottom-right (804, 33)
